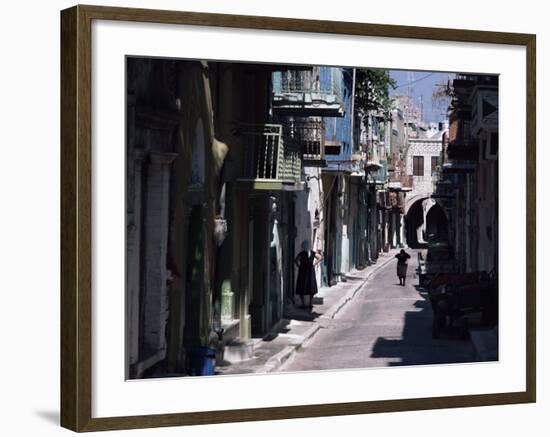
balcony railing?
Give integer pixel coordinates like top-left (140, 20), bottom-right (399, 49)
top-left (284, 119), bottom-right (326, 166)
top-left (272, 68), bottom-right (344, 116)
top-left (237, 124), bottom-right (302, 190)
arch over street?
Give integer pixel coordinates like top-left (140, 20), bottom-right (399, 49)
top-left (405, 197), bottom-right (449, 248)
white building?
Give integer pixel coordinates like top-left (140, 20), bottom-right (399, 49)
top-left (404, 123), bottom-right (449, 247)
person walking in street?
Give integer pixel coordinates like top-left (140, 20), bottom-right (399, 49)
top-left (295, 240), bottom-right (322, 309)
top-left (395, 249), bottom-right (411, 286)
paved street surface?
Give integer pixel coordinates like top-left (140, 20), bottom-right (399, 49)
top-left (281, 250), bottom-right (475, 371)
top-left (216, 250), bottom-right (400, 375)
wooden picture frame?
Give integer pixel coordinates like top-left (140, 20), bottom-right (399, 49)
top-left (60, 4), bottom-right (536, 432)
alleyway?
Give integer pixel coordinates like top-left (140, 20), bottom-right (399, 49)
top-left (124, 61), bottom-right (498, 380)
top-left (281, 250), bottom-right (475, 371)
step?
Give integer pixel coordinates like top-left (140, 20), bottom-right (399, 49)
top-left (222, 339), bottom-right (254, 363)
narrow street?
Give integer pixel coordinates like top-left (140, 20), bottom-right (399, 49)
top-left (281, 250), bottom-right (474, 371)
top-left (124, 61), bottom-right (499, 379)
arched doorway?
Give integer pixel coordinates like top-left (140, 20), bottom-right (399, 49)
top-left (405, 198), bottom-right (426, 248)
top-left (405, 198), bottom-right (449, 248)
top-left (425, 202), bottom-right (449, 242)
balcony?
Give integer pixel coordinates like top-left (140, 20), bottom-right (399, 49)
top-left (236, 124), bottom-right (304, 191)
top-left (272, 68), bottom-right (344, 117)
top-left (387, 171), bottom-right (412, 192)
top-left (448, 109), bottom-right (472, 145)
top-left (363, 141), bottom-right (380, 169)
top-left (284, 119), bottom-right (326, 167)
top-left (366, 159), bottom-right (387, 185)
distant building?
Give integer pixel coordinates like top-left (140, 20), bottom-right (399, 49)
top-left (393, 95), bottom-right (449, 248)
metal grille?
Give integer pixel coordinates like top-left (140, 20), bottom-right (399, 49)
top-left (284, 119), bottom-right (325, 160)
top-left (240, 124), bottom-right (301, 182)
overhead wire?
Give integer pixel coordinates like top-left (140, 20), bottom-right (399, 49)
top-left (393, 73), bottom-right (435, 89)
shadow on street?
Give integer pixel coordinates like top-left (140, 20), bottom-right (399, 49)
top-left (370, 287), bottom-right (477, 366)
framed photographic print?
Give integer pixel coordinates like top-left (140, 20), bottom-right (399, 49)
top-left (60, 4), bottom-right (536, 432)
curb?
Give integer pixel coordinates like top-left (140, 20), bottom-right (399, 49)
top-left (262, 324), bottom-right (321, 373)
top-left (263, 251), bottom-right (398, 373)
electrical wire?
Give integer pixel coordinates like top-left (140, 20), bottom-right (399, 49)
top-left (393, 73), bottom-right (435, 89)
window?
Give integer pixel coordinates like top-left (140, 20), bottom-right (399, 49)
top-left (413, 156), bottom-right (424, 176)
top-left (431, 156), bottom-right (439, 175)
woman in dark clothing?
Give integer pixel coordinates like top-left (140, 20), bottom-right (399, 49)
top-left (295, 240), bottom-right (322, 309)
top-left (395, 249), bottom-right (411, 286)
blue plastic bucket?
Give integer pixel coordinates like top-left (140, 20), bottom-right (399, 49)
top-left (189, 347), bottom-right (216, 376)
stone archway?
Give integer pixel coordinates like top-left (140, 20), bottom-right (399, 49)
top-left (405, 197), bottom-right (449, 248)
top-left (405, 198), bottom-right (426, 248)
top-left (404, 192), bottom-right (427, 216)
top-left (425, 202), bottom-right (449, 243)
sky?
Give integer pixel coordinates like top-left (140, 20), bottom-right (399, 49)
top-left (389, 70), bottom-right (454, 124)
